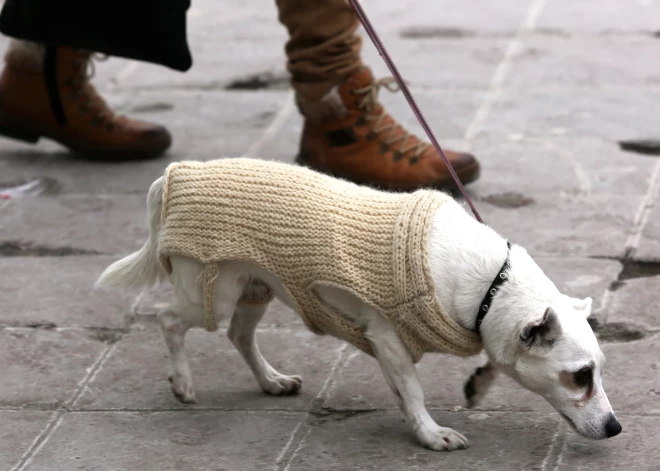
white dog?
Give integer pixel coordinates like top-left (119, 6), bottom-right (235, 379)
top-left (96, 158), bottom-right (621, 451)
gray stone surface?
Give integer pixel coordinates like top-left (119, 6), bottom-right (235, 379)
top-left (597, 336), bottom-right (660, 415)
top-left (361, 0), bottom-right (534, 35)
top-left (556, 416), bottom-right (660, 470)
top-left (480, 88), bottom-right (660, 142)
top-left (507, 36), bottom-right (660, 88)
top-left (286, 411), bottom-right (559, 471)
top-left (75, 326), bottom-right (344, 411)
top-left (0, 329), bottom-right (106, 408)
top-left (362, 37), bottom-right (510, 90)
top-left (0, 411), bottom-right (53, 468)
top-left (534, 257), bottom-right (621, 302)
top-left (470, 137), bottom-right (657, 197)
top-left (538, 0), bottom-right (660, 33)
top-left (23, 411), bottom-right (303, 471)
top-left (471, 194), bottom-right (642, 258)
top-left (606, 276), bottom-right (660, 330)
top-left (637, 202), bottom-right (660, 261)
top-left (0, 256), bottom-right (134, 328)
top-left (0, 195), bottom-right (146, 256)
top-left (2, 0), bottom-right (659, 469)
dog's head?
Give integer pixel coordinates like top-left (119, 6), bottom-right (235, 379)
top-left (484, 294), bottom-right (621, 439)
top-left (478, 249), bottom-right (621, 440)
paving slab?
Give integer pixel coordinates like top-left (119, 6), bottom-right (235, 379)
top-left (75, 325), bottom-right (344, 411)
top-left (538, 0), bottom-right (660, 33)
top-left (0, 411), bottom-right (53, 470)
top-left (636, 201), bottom-right (660, 261)
top-left (556, 415), bottom-right (660, 470)
top-left (597, 336), bottom-right (660, 415)
top-left (479, 88), bottom-right (660, 142)
top-left (469, 137), bottom-right (657, 197)
top-left (285, 411), bottom-right (559, 471)
top-left (361, 37), bottom-right (509, 90)
top-left (467, 193), bottom-right (641, 258)
top-left (534, 256), bottom-right (621, 302)
top-left (360, 0), bottom-right (534, 35)
top-left (0, 195), bottom-right (146, 256)
top-left (605, 275), bottom-right (660, 330)
top-left (506, 36), bottom-right (660, 88)
top-left (0, 256), bottom-right (136, 328)
top-left (0, 329), bottom-right (107, 409)
top-left (23, 410), bottom-right (303, 471)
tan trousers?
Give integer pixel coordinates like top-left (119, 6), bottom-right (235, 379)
top-left (275, 0), bottom-right (364, 101)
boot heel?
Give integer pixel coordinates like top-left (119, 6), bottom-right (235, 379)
top-left (0, 114), bottom-right (41, 144)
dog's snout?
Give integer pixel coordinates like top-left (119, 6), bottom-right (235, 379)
top-left (604, 414), bottom-right (622, 438)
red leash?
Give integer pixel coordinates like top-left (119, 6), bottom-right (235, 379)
top-left (347, 0), bottom-right (483, 223)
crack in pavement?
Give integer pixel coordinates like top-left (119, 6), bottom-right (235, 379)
top-left (0, 241), bottom-right (102, 257)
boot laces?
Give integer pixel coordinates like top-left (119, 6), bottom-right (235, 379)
top-left (353, 78), bottom-right (429, 158)
top-left (68, 51), bottom-right (118, 129)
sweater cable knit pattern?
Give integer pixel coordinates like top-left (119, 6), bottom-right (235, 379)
top-left (158, 159), bottom-right (482, 362)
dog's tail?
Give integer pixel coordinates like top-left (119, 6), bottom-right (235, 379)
top-left (95, 177), bottom-right (166, 291)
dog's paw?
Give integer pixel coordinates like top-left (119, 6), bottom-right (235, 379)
top-left (260, 373), bottom-right (303, 396)
top-left (416, 426), bottom-right (469, 451)
top-left (168, 374), bottom-right (196, 404)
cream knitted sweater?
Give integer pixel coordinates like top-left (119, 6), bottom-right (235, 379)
top-left (158, 159), bottom-right (483, 362)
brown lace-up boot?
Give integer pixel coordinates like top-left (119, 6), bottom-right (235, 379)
top-left (0, 41), bottom-right (171, 160)
top-left (295, 67), bottom-right (480, 191)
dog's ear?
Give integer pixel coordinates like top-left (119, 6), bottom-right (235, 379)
top-left (520, 307), bottom-right (562, 349)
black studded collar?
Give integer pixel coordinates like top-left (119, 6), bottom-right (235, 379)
top-left (474, 242), bottom-right (512, 333)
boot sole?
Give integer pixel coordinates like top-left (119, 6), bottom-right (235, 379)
top-left (295, 153), bottom-right (480, 194)
top-left (0, 111), bottom-right (169, 161)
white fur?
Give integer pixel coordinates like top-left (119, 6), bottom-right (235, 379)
top-left (96, 176), bottom-right (619, 450)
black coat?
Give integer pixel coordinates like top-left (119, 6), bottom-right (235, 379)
top-left (0, 0), bottom-right (193, 71)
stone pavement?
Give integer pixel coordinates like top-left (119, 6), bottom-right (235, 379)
top-left (1, 0), bottom-right (660, 469)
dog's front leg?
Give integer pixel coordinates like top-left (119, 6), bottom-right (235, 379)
top-left (366, 315), bottom-right (468, 451)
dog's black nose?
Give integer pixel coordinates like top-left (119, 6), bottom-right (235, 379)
top-left (605, 414), bottom-right (622, 438)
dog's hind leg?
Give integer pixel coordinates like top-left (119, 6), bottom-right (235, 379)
top-left (158, 305), bottom-right (196, 404)
top-left (366, 312), bottom-right (469, 451)
top-left (227, 302), bottom-right (302, 395)
top-left (464, 361), bottom-right (498, 408)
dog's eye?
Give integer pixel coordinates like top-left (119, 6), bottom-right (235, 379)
top-left (573, 366), bottom-right (593, 388)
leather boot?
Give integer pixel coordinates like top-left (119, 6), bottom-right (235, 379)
top-left (296, 67), bottom-right (480, 191)
top-left (0, 42), bottom-right (171, 160)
